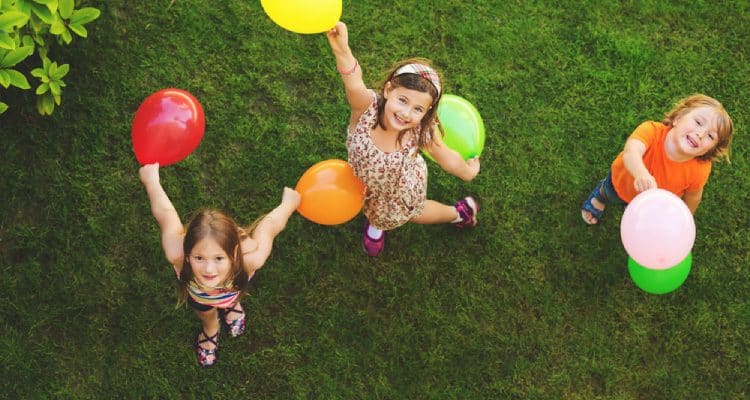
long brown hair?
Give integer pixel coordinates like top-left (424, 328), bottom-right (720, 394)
top-left (177, 210), bottom-right (249, 304)
top-left (375, 57), bottom-right (445, 148)
top-left (662, 94), bottom-right (734, 162)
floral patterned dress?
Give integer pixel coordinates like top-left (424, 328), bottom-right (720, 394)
top-left (346, 91), bottom-right (429, 230)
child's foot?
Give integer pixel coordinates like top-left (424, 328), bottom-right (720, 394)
top-left (195, 328), bottom-right (219, 367)
top-left (581, 198), bottom-right (606, 224)
top-left (454, 196), bottom-right (478, 228)
top-left (581, 180), bottom-right (607, 225)
top-left (220, 303), bottom-right (246, 338)
top-left (362, 220), bottom-right (386, 256)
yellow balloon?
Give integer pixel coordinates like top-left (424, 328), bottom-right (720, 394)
top-left (261, 0), bottom-right (342, 34)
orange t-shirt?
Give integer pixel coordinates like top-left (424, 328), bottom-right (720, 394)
top-left (610, 121), bottom-right (712, 203)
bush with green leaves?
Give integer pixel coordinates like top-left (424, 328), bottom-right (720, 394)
top-left (0, 0), bottom-right (99, 115)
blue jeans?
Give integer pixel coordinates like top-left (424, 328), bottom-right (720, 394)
top-left (599, 171), bottom-right (625, 205)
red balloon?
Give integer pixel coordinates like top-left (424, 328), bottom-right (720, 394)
top-left (131, 88), bottom-right (205, 166)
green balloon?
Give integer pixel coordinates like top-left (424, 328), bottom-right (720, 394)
top-left (628, 253), bottom-right (692, 295)
top-left (423, 94), bottom-right (485, 161)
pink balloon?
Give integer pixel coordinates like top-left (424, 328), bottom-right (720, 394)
top-left (620, 189), bottom-right (695, 270)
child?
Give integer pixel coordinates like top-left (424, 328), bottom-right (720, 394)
top-left (326, 21), bottom-right (481, 256)
top-left (139, 163), bottom-right (300, 367)
top-left (582, 94), bottom-right (733, 224)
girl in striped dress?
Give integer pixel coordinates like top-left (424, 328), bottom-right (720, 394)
top-left (327, 22), bottom-right (481, 256)
top-left (139, 163), bottom-right (300, 367)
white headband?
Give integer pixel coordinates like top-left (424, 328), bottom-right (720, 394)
top-left (394, 63), bottom-right (441, 96)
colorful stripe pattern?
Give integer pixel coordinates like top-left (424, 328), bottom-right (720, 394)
top-left (187, 280), bottom-right (239, 308)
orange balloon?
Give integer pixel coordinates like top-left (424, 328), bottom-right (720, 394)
top-left (296, 159), bottom-right (365, 225)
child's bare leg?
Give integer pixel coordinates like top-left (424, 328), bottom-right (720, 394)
top-left (410, 200), bottom-right (459, 224)
top-left (195, 308), bottom-right (220, 355)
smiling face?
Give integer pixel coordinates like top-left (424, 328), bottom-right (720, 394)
top-left (669, 106), bottom-right (721, 159)
top-left (381, 84), bottom-right (434, 133)
top-left (188, 236), bottom-right (232, 288)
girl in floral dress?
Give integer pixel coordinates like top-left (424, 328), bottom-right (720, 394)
top-left (327, 21), bottom-right (481, 256)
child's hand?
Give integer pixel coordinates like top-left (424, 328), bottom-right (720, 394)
top-left (139, 163), bottom-right (160, 186)
top-left (281, 187), bottom-right (302, 209)
top-left (465, 157), bottom-right (480, 180)
top-left (633, 173), bottom-right (656, 192)
top-left (326, 21), bottom-right (349, 54)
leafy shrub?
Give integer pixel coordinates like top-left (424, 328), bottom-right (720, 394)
top-left (0, 0), bottom-right (99, 115)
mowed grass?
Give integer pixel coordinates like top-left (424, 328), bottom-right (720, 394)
top-left (0, 0), bottom-right (748, 398)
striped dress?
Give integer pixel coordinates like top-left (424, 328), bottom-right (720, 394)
top-left (186, 279), bottom-right (239, 308)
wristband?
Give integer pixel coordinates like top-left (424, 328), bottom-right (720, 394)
top-left (337, 59), bottom-right (358, 75)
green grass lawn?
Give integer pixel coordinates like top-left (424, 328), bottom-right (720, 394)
top-left (1, 0), bottom-right (748, 398)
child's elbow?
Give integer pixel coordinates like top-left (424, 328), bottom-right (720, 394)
top-left (459, 172), bottom-right (475, 182)
top-left (459, 162), bottom-right (480, 181)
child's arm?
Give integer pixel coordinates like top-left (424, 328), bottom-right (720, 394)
top-left (242, 187), bottom-right (301, 273)
top-left (326, 21), bottom-right (372, 126)
top-left (622, 139), bottom-right (657, 192)
top-left (422, 130), bottom-right (480, 181)
top-left (139, 163), bottom-right (185, 267)
top-left (682, 189), bottom-right (703, 214)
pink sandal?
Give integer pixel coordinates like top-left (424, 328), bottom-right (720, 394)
top-left (362, 219), bottom-right (387, 257)
top-left (454, 196), bottom-right (479, 228)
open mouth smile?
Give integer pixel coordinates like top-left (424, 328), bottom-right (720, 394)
top-left (394, 114), bottom-right (408, 125)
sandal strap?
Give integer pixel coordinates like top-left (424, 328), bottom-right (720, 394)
top-left (220, 304), bottom-right (246, 324)
top-left (219, 304), bottom-right (246, 337)
top-left (223, 304), bottom-right (245, 317)
top-left (196, 328), bottom-right (219, 367)
top-left (582, 180), bottom-right (607, 220)
top-left (197, 329), bottom-right (218, 347)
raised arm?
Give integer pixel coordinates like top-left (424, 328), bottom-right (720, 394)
top-left (422, 129), bottom-right (480, 181)
top-left (139, 163), bottom-right (185, 268)
top-left (242, 187), bottom-right (301, 273)
top-left (622, 138), bottom-right (657, 192)
top-left (326, 21), bottom-right (372, 126)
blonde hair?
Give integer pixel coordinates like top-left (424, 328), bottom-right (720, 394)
top-left (662, 94), bottom-right (733, 162)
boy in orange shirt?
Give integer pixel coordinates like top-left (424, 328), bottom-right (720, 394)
top-left (582, 94), bottom-right (733, 224)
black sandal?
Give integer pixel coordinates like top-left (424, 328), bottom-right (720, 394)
top-left (219, 304), bottom-right (246, 338)
top-left (195, 328), bottom-right (219, 367)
